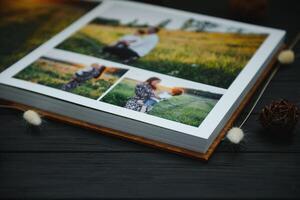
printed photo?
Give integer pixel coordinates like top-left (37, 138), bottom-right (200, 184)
top-left (101, 75), bottom-right (223, 127)
top-left (14, 56), bottom-right (128, 99)
top-left (57, 7), bottom-right (267, 89)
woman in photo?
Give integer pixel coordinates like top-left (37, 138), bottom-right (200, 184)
top-left (125, 77), bottom-right (161, 112)
top-left (103, 27), bottom-right (160, 64)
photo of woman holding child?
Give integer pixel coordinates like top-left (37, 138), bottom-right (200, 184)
top-left (125, 77), bottom-right (162, 113)
top-left (125, 77), bottom-right (184, 113)
top-left (101, 75), bottom-right (222, 127)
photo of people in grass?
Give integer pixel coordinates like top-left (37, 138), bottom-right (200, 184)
top-left (14, 56), bottom-right (128, 99)
top-left (101, 74), bottom-right (223, 127)
top-left (56, 6), bottom-right (267, 89)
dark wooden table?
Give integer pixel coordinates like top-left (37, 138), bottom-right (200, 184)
top-left (1, 1), bottom-right (300, 199)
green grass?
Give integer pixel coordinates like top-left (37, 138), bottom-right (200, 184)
top-left (58, 22), bottom-right (267, 88)
top-left (149, 94), bottom-right (216, 127)
top-left (15, 60), bottom-right (115, 99)
top-left (101, 79), bottom-right (136, 106)
top-left (101, 79), bottom-right (218, 127)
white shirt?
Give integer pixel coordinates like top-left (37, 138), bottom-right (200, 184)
top-left (118, 35), bottom-right (142, 46)
top-left (128, 34), bottom-right (159, 57)
top-left (158, 92), bottom-right (172, 99)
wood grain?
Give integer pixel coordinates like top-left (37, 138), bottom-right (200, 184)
top-left (0, 0), bottom-right (300, 199)
top-left (1, 152), bottom-right (300, 199)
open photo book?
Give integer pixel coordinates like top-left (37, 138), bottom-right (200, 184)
top-left (0, 0), bottom-right (285, 159)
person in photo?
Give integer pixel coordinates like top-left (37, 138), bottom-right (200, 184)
top-left (125, 77), bottom-right (161, 112)
top-left (141, 87), bottom-right (184, 112)
top-left (102, 27), bottom-right (160, 63)
top-left (61, 63), bottom-right (106, 91)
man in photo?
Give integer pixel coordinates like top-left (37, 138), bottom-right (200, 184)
top-left (102, 27), bottom-right (160, 63)
top-left (61, 63), bottom-right (106, 91)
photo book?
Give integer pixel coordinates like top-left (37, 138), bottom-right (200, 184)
top-left (0, 0), bottom-right (285, 160)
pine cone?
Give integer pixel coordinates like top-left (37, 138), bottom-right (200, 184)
top-left (259, 99), bottom-right (299, 133)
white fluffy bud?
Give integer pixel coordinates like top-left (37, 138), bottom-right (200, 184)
top-left (23, 110), bottom-right (42, 126)
top-left (278, 50), bottom-right (295, 64)
top-left (226, 127), bottom-right (244, 144)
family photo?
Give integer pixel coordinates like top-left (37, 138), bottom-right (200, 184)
top-left (101, 76), bottom-right (222, 127)
top-left (14, 56), bottom-right (128, 99)
top-left (57, 15), bottom-right (267, 89)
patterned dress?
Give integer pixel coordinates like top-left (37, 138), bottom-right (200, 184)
top-left (125, 82), bottom-right (155, 111)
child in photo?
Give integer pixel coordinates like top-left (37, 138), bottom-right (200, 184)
top-left (141, 87), bottom-right (184, 113)
top-left (61, 63), bottom-right (106, 91)
top-left (140, 96), bottom-right (160, 113)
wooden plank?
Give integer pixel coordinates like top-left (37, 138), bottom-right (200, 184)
top-left (0, 152), bottom-right (299, 199)
top-left (217, 114), bottom-right (300, 152)
top-left (1, 108), bottom-right (299, 153)
top-left (0, 0), bottom-right (299, 199)
top-left (250, 81), bottom-right (300, 114)
top-left (272, 66), bottom-right (300, 82)
top-left (0, 108), bottom-right (150, 152)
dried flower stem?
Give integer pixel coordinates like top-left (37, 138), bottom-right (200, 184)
top-left (239, 33), bottom-right (300, 128)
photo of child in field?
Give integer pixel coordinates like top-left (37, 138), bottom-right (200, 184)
top-left (101, 76), bottom-right (223, 127)
top-left (14, 57), bottom-right (128, 99)
top-left (57, 14), bottom-right (267, 89)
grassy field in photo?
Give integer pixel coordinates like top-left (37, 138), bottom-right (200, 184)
top-left (57, 19), bottom-right (267, 88)
top-left (14, 58), bottom-right (126, 99)
top-left (101, 78), bottom-right (219, 127)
